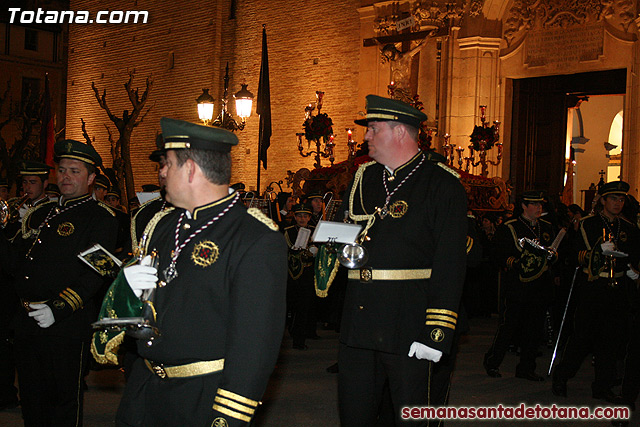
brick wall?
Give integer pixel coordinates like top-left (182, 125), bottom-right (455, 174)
top-left (67, 0), bottom-right (362, 194)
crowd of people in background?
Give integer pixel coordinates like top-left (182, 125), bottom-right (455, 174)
top-left (0, 97), bottom-right (638, 426)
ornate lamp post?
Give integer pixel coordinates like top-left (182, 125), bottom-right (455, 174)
top-left (196, 63), bottom-right (254, 131)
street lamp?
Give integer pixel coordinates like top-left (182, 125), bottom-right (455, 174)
top-left (234, 84), bottom-right (254, 120)
top-left (196, 89), bottom-right (215, 126)
top-left (196, 63), bottom-right (254, 131)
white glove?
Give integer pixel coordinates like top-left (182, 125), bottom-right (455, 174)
top-left (601, 241), bottom-right (616, 255)
top-left (408, 341), bottom-right (442, 363)
top-left (123, 255), bottom-right (158, 298)
top-left (29, 304), bottom-right (55, 328)
top-left (601, 241), bottom-right (628, 258)
top-left (626, 264), bottom-right (639, 280)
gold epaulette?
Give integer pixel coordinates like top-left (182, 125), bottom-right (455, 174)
top-left (97, 201), bottom-right (116, 217)
top-left (247, 207), bottom-right (278, 231)
top-left (437, 162), bottom-right (461, 179)
top-left (466, 236), bottom-right (474, 254)
top-left (135, 207), bottom-right (175, 254)
top-left (21, 201), bottom-right (56, 238)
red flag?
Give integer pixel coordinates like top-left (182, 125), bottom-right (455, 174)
top-left (40, 74), bottom-right (55, 167)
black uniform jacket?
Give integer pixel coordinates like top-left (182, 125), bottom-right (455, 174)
top-left (123, 192), bottom-right (287, 426)
top-left (339, 152), bottom-right (468, 355)
top-left (576, 213), bottom-right (640, 281)
top-left (1, 194), bottom-right (118, 340)
top-left (492, 216), bottom-right (557, 301)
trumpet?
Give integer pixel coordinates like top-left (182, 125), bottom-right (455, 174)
top-left (517, 237), bottom-right (557, 260)
top-left (0, 194), bottom-right (30, 228)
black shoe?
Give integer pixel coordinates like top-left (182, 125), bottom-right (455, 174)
top-left (292, 343), bottom-right (308, 350)
top-left (592, 388), bottom-right (619, 403)
top-left (552, 378), bottom-right (568, 397)
top-left (516, 372), bottom-right (545, 382)
top-left (483, 354), bottom-right (501, 378)
top-left (326, 362), bottom-right (339, 373)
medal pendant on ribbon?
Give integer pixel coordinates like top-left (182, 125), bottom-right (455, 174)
top-left (377, 205), bottom-right (388, 219)
top-left (164, 263), bottom-right (178, 283)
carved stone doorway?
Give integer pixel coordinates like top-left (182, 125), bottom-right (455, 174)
top-left (509, 69), bottom-right (626, 202)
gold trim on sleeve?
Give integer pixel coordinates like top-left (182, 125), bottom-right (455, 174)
top-left (426, 320), bottom-right (456, 329)
top-left (214, 397), bottom-right (255, 415)
top-left (217, 389), bottom-right (259, 407)
top-left (212, 404), bottom-right (252, 423)
top-left (426, 314), bottom-right (457, 324)
top-left (426, 309), bottom-right (458, 318)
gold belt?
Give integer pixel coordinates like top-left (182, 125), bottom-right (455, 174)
top-left (144, 358), bottom-right (225, 379)
top-left (348, 268), bottom-right (432, 283)
top-left (598, 271), bottom-right (625, 279)
top-left (20, 299), bottom-right (48, 312)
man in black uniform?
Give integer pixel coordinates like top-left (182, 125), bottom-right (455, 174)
top-left (130, 136), bottom-right (170, 252)
top-left (306, 191), bottom-right (324, 227)
top-left (92, 174), bottom-right (110, 202)
top-left (484, 190), bottom-right (557, 382)
top-left (284, 203), bottom-right (317, 350)
top-left (114, 118), bottom-right (287, 426)
top-left (337, 95), bottom-right (468, 426)
top-left (553, 181), bottom-right (640, 400)
top-left (0, 140), bottom-right (118, 426)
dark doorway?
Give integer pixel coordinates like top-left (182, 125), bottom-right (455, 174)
top-left (510, 69), bottom-right (626, 201)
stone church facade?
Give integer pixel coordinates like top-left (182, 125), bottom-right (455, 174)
top-left (66, 0), bottom-right (640, 200)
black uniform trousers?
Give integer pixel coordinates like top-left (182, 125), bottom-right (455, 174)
top-left (621, 307), bottom-right (640, 407)
top-left (289, 268), bottom-right (316, 347)
top-left (14, 334), bottom-right (88, 427)
top-left (484, 285), bottom-right (547, 375)
top-left (0, 270), bottom-right (18, 407)
top-left (338, 343), bottom-right (433, 427)
top-left (553, 278), bottom-right (629, 393)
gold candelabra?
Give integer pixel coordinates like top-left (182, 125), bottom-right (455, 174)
top-left (442, 106), bottom-right (502, 177)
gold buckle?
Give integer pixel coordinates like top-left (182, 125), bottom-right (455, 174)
top-left (359, 267), bottom-right (373, 283)
top-left (150, 362), bottom-right (167, 378)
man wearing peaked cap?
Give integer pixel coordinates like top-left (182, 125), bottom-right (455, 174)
top-left (112, 118), bottom-right (286, 427)
top-left (337, 95), bottom-right (468, 426)
top-left (93, 174), bottom-right (111, 202)
top-left (304, 191), bottom-right (324, 227)
top-left (13, 161), bottom-right (54, 225)
top-left (553, 180), bottom-right (640, 403)
top-left (0, 139), bottom-right (118, 425)
top-left (484, 189), bottom-right (557, 383)
top-left (284, 202), bottom-right (317, 351)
